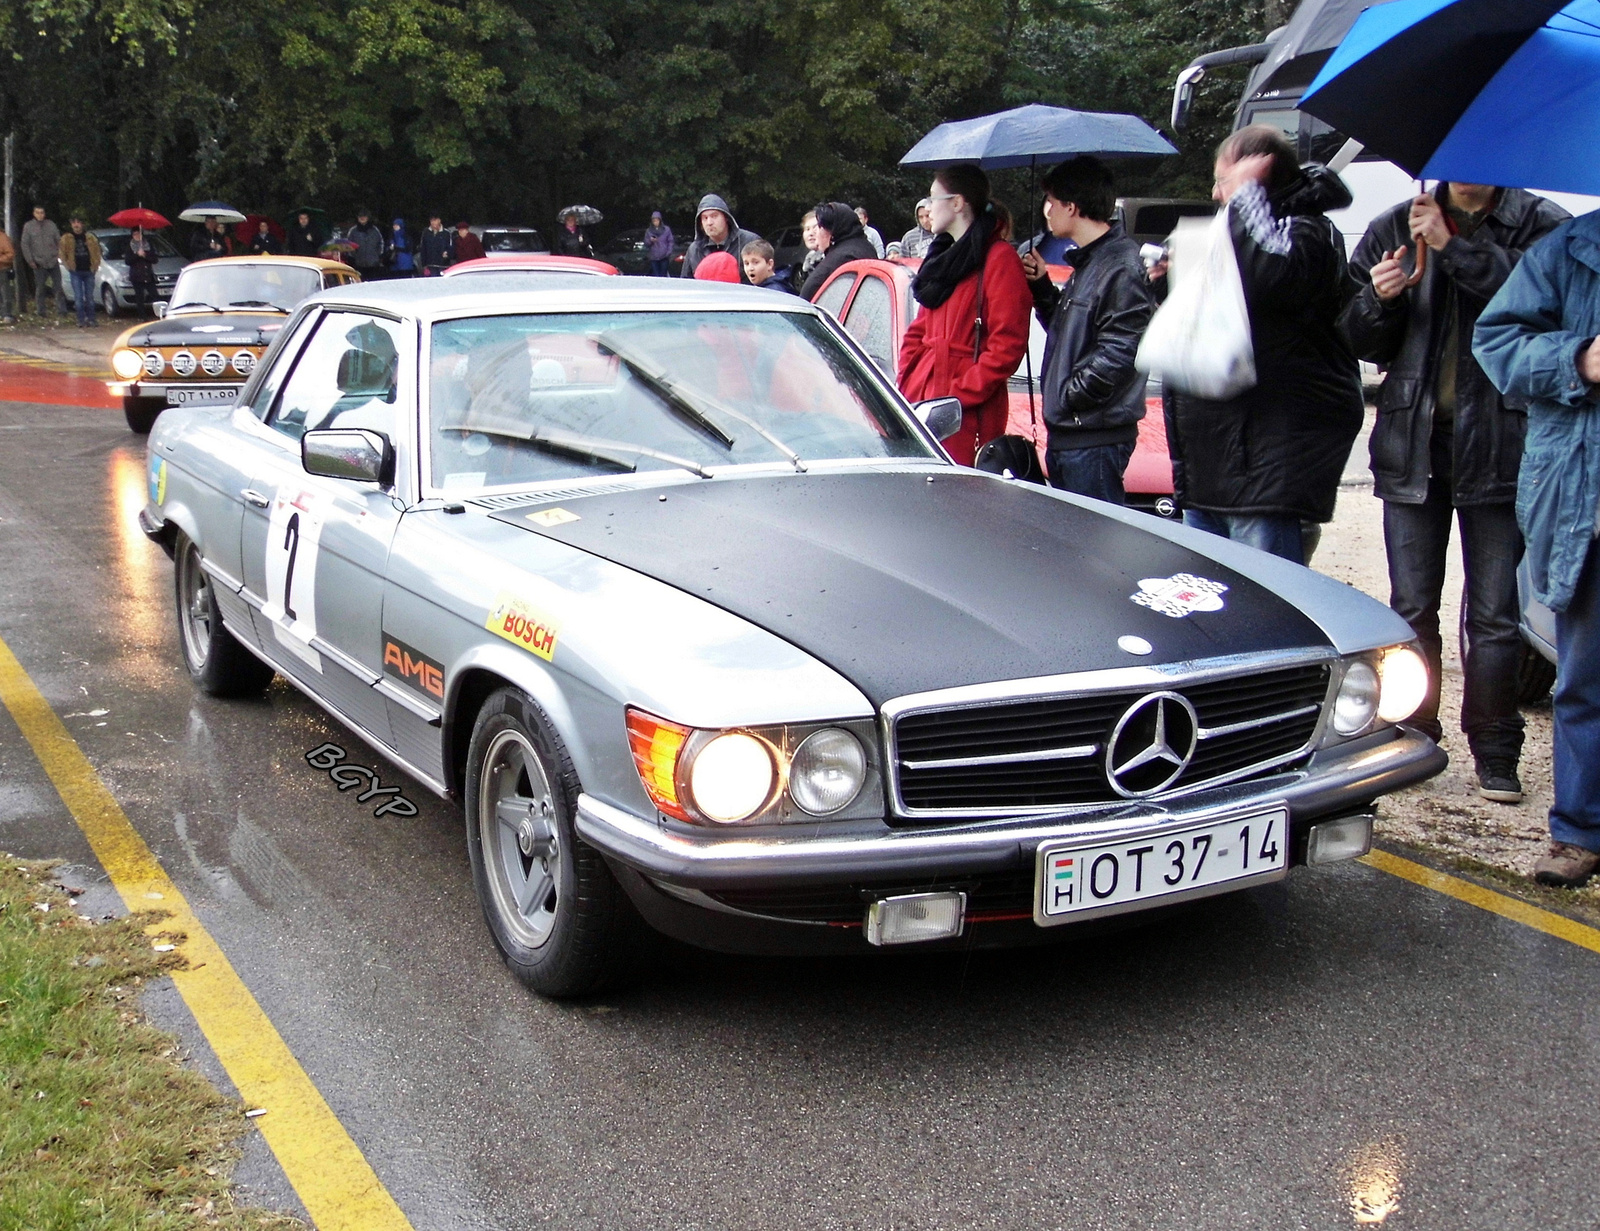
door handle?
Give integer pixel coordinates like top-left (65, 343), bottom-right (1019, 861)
top-left (241, 489), bottom-right (270, 508)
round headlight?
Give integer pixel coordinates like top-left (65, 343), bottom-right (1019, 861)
top-left (789, 728), bottom-right (866, 815)
top-left (1332, 660), bottom-right (1380, 736)
top-left (111, 348), bottom-right (144, 380)
top-left (199, 349), bottom-right (227, 376)
top-left (142, 350), bottom-right (165, 377)
top-left (1378, 646), bottom-right (1429, 724)
top-left (170, 350), bottom-right (197, 377)
top-left (232, 349), bottom-right (257, 376)
top-left (687, 733), bottom-right (775, 823)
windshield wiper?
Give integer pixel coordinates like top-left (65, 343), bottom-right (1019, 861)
top-left (227, 300), bottom-right (288, 310)
top-left (169, 303), bottom-right (224, 313)
top-left (451, 424), bottom-right (711, 478)
top-left (595, 333), bottom-right (807, 472)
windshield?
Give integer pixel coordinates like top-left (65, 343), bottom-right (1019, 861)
top-left (169, 263), bottom-right (321, 313)
top-left (428, 310), bottom-right (931, 492)
top-left (483, 230), bottom-right (545, 253)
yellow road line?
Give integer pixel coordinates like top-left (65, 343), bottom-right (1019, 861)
top-left (1363, 847), bottom-right (1600, 955)
top-left (0, 633), bottom-right (414, 1231)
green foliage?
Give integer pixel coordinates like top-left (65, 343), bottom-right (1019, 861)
top-left (0, 0), bottom-right (1274, 235)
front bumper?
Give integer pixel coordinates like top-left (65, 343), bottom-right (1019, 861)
top-left (577, 726), bottom-right (1443, 889)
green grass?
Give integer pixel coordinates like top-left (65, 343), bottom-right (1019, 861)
top-left (0, 856), bottom-right (304, 1230)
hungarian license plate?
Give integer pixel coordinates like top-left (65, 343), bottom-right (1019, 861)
top-left (1035, 805), bottom-right (1288, 925)
top-left (166, 386), bottom-right (239, 407)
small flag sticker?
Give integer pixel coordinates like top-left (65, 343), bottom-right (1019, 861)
top-left (1053, 857), bottom-right (1075, 880)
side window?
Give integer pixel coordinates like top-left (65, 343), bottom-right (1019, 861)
top-left (842, 274), bottom-right (894, 373)
top-left (246, 311), bottom-right (320, 421)
top-left (813, 271), bottom-right (856, 321)
top-left (268, 313), bottom-right (405, 441)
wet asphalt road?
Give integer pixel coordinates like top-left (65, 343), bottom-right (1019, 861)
top-left (1, 395), bottom-right (1597, 1230)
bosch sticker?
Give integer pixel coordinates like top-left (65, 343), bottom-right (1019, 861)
top-left (486, 592), bottom-right (560, 661)
top-left (383, 635), bottom-right (445, 700)
top-left (526, 507), bottom-right (580, 527)
top-left (1130, 573), bottom-right (1228, 619)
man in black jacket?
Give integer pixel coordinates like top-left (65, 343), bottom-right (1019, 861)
top-left (1021, 157), bottom-right (1154, 503)
top-left (1342, 184), bottom-right (1569, 803)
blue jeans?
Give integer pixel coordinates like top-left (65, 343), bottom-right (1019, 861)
top-left (1046, 440), bottom-right (1135, 504)
top-left (650, 258), bottom-right (671, 277)
top-left (1550, 541), bottom-right (1600, 852)
top-left (69, 270), bottom-right (93, 325)
top-left (1183, 508), bottom-right (1305, 565)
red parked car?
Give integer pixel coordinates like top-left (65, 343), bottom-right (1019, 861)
top-left (442, 254), bottom-right (620, 278)
top-left (811, 258), bottom-right (1177, 519)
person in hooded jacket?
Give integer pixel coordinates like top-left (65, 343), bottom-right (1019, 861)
top-left (897, 164), bottom-right (1033, 468)
top-left (287, 212), bottom-right (321, 257)
top-left (388, 219), bottom-right (415, 275)
top-left (797, 203), bottom-right (879, 301)
top-left (681, 194), bottom-right (761, 281)
top-left (1164, 125), bottom-right (1364, 565)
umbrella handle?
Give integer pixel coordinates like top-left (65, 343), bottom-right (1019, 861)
top-left (1405, 241), bottom-right (1427, 287)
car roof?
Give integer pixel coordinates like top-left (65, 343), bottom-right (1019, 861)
top-left (307, 277), bottom-right (821, 319)
top-left (442, 255), bottom-right (618, 277)
top-left (183, 254), bottom-right (352, 274)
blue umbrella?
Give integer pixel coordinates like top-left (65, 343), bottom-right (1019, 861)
top-left (1301, 0), bottom-right (1600, 197)
top-left (899, 104), bottom-right (1177, 169)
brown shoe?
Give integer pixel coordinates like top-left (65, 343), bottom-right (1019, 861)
top-left (1534, 842), bottom-right (1600, 888)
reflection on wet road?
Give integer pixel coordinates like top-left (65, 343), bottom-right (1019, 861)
top-left (2, 396), bottom-right (1597, 1230)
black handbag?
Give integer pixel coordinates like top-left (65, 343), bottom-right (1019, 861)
top-left (969, 260), bottom-right (1047, 484)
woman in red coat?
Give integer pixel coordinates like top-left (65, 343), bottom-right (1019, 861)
top-left (897, 164), bottom-right (1032, 466)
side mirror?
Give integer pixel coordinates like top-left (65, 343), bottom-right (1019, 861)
top-left (912, 397), bottom-right (963, 441)
top-left (153, 303), bottom-right (167, 319)
top-left (302, 428), bottom-right (395, 486)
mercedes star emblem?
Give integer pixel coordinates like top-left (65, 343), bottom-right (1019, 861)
top-left (1105, 691), bottom-right (1199, 798)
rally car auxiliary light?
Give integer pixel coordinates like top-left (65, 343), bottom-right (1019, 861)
top-left (865, 892), bottom-right (967, 946)
top-left (1305, 814), bottom-right (1374, 866)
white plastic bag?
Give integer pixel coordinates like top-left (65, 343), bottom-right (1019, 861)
top-left (1136, 210), bottom-right (1256, 400)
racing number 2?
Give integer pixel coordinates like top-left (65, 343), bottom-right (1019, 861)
top-left (282, 512), bottom-right (301, 621)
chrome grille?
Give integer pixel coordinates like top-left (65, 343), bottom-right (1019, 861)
top-left (890, 661), bottom-right (1331, 819)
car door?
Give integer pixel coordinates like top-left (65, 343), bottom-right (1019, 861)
top-left (239, 309), bottom-right (412, 743)
top-left (813, 270), bottom-right (856, 321)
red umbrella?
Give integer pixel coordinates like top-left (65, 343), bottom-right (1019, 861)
top-left (108, 207), bottom-right (171, 230)
top-left (234, 214), bottom-right (286, 245)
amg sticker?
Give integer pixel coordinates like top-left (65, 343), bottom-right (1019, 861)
top-left (486, 592), bottom-right (560, 661)
top-left (1131, 573), bottom-right (1228, 619)
top-left (383, 635), bottom-right (445, 699)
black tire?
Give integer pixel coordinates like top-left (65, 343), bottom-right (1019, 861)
top-left (173, 532), bottom-right (274, 697)
top-left (124, 397), bottom-right (163, 434)
top-left (100, 284), bottom-right (119, 319)
top-left (1517, 641), bottom-right (1558, 707)
top-left (464, 687), bottom-right (644, 998)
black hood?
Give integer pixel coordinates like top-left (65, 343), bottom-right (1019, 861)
top-left (494, 472), bottom-right (1329, 706)
top-left (121, 310), bottom-right (286, 348)
top-left (1271, 163), bottom-right (1353, 218)
top-left (815, 203), bottom-right (865, 245)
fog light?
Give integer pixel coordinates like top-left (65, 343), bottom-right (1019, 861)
top-left (864, 891), bottom-right (966, 946)
top-left (1306, 814), bottom-right (1373, 866)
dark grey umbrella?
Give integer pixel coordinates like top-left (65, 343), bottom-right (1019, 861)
top-left (899, 104), bottom-right (1176, 169)
top-left (557, 205), bottom-right (603, 226)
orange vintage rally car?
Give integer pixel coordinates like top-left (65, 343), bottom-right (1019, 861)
top-left (109, 255), bottom-right (358, 433)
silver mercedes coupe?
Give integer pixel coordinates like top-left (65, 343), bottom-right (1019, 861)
top-left (139, 276), bottom-right (1444, 996)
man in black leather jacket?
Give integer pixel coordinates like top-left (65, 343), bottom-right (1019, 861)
top-left (1341, 184), bottom-right (1568, 804)
top-left (1021, 157), bottom-right (1154, 503)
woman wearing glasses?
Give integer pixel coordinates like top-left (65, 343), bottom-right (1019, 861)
top-left (897, 164), bottom-right (1032, 467)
